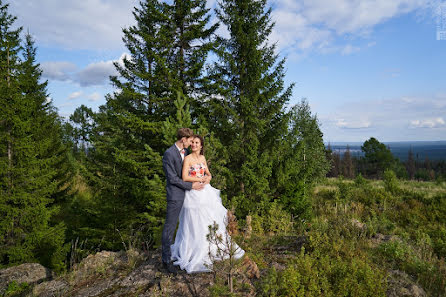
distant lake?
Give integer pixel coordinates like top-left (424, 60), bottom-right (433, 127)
top-left (326, 141), bottom-right (446, 161)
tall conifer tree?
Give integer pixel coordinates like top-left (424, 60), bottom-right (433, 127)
top-left (0, 1), bottom-right (67, 269)
top-left (273, 100), bottom-right (329, 217)
top-left (168, 0), bottom-right (217, 113)
top-left (85, 0), bottom-right (216, 247)
top-left (209, 0), bottom-right (293, 215)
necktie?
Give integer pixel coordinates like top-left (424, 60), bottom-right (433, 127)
top-left (180, 149), bottom-right (185, 161)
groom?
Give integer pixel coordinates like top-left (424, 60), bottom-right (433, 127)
top-left (161, 128), bottom-right (205, 274)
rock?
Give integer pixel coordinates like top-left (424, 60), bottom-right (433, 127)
top-left (408, 284), bottom-right (426, 297)
top-left (370, 233), bottom-right (397, 247)
top-left (386, 269), bottom-right (426, 297)
top-left (351, 218), bottom-right (366, 230)
top-left (0, 263), bottom-right (52, 294)
top-left (70, 250), bottom-right (123, 283)
top-left (70, 278), bottom-right (120, 297)
top-left (271, 262), bottom-right (286, 272)
top-left (32, 279), bottom-right (69, 297)
top-left (118, 261), bottom-right (157, 287)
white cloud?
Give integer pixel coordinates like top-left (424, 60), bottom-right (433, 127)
top-left (68, 91), bottom-right (83, 100)
top-left (341, 44), bottom-right (360, 55)
top-left (410, 117), bottom-right (445, 128)
top-left (41, 53), bottom-right (127, 87)
top-left (335, 118), bottom-right (371, 129)
top-left (320, 93), bottom-right (446, 141)
top-left (87, 92), bottom-right (102, 102)
top-left (41, 61), bottom-right (77, 81)
top-left (10, 0), bottom-right (135, 50)
top-left (76, 60), bottom-right (117, 87)
top-left (269, 0), bottom-right (432, 54)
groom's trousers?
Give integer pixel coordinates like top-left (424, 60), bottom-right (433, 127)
top-left (161, 199), bottom-right (184, 263)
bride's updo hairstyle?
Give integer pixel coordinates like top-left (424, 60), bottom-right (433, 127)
top-left (194, 135), bottom-right (205, 155)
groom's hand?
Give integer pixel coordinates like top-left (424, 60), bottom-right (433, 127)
top-left (192, 182), bottom-right (205, 191)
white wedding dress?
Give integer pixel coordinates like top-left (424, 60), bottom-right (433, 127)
top-left (170, 163), bottom-right (245, 273)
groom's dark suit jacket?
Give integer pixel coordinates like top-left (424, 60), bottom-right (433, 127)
top-left (162, 144), bottom-right (192, 200)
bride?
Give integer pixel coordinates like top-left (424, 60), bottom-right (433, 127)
top-left (170, 135), bottom-right (245, 273)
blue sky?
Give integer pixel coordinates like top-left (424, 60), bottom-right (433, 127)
top-left (8, 0), bottom-right (446, 142)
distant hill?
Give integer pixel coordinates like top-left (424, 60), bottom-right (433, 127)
top-left (326, 141), bottom-right (446, 161)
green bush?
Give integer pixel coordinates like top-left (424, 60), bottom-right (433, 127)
top-left (257, 249), bottom-right (386, 297)
top-left (383, 169), bottom-right (399, 194)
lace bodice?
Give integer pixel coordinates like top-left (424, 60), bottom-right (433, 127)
top-left (188, 163), bottom-right (206, 178)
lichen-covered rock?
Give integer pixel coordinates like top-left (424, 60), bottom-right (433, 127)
top-left (32, 279), bottom-right (69, 297)
top-left (0, 263), bottom-right (52, 294)
top-left (387, 269), bottom-right (427, 297)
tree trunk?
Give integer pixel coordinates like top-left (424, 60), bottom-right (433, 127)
top-left (7, 45), bottom-right (13, 192)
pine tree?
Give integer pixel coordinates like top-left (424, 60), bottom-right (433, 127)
top-left (274, 99), bottom-right (329, 217)
top-left (361, 137), bottom-right (395, 178)
top-left (82, 0), bottom-right (220, 247)
top-left (168, 0), bottom-right (217, 104)
top-left (111, 0), bottom-right (173, 127)
top-left (69, 104), bottom-right (94, 159)
top-left (209, 0), bottom-right (294, 216)
top-left (83, 0), bottom-right (172, 247)
top-left (0, 3), bottom-right (68, 270)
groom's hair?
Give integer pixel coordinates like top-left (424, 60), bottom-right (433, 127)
top-left (177, 128), bottom-right (194, 140)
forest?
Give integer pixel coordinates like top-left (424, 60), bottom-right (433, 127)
top-left (1, 0), bottom-right (445, 296)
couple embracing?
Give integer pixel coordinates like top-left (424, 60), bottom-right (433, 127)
top-left (161, 128), bottom-right (244, 274)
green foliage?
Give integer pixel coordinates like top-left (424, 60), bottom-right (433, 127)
top-left (314, 178), bottom-right (446, 296)
top-left (275, 100), bottom-right (329, 219)
top-left (3, 280), bottom-right (30, 296)
top-left (383, 169), bottom-right (399, 194)
top-left (258, 249), bottom-right (387, 297)
top-left (68, 104), bottom-right (94, 159)
top-left (360, 137), bottom-right (399, 178)
top-left (209, 0), bottom-right (296, 218)
top-left (250, 200), bottom-right (295, 235)
top-left (354, 173), bottom-right (367, 186)
top-left (0, 4), bottom-right (69, 271)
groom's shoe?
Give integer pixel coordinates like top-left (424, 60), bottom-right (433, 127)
top-left (163, 261), bottom-right (179, 274)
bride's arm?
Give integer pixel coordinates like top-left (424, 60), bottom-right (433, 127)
top-left (182, 157), bottom-right (205, 183)
top-left (203, 157), bottom-right (212, 183)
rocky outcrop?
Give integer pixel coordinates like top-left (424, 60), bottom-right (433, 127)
top-left (387, 270), bottom-right (427, 297)
top-left (0, 263), bottom-right (52, 295)
top-left (24, 249), bottom-right (255, 297)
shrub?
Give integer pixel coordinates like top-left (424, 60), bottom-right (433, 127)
top-left (257, 249), bottom-right (386, 297)
top-left (383, 169), bottom-right (399, 194)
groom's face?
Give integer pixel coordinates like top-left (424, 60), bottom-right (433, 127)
top-left (183, 136), bottom-right (194, 148)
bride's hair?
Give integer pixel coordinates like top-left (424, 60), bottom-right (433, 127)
top-left (194, 135), bottom-right (204, 155)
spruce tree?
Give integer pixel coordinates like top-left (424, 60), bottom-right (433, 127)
top-left (0, 2), bottom-right (68, 270)
top-left (69, 104), bottom-right (94, 159)
top-left (168, 0), bottom-right (217, 114)
top-left (84, 0), bottom-right (171, 247)
top-left (209, 0), bottom-right (294, 216)
top-left (274, 99), bottom-right (329, 217)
